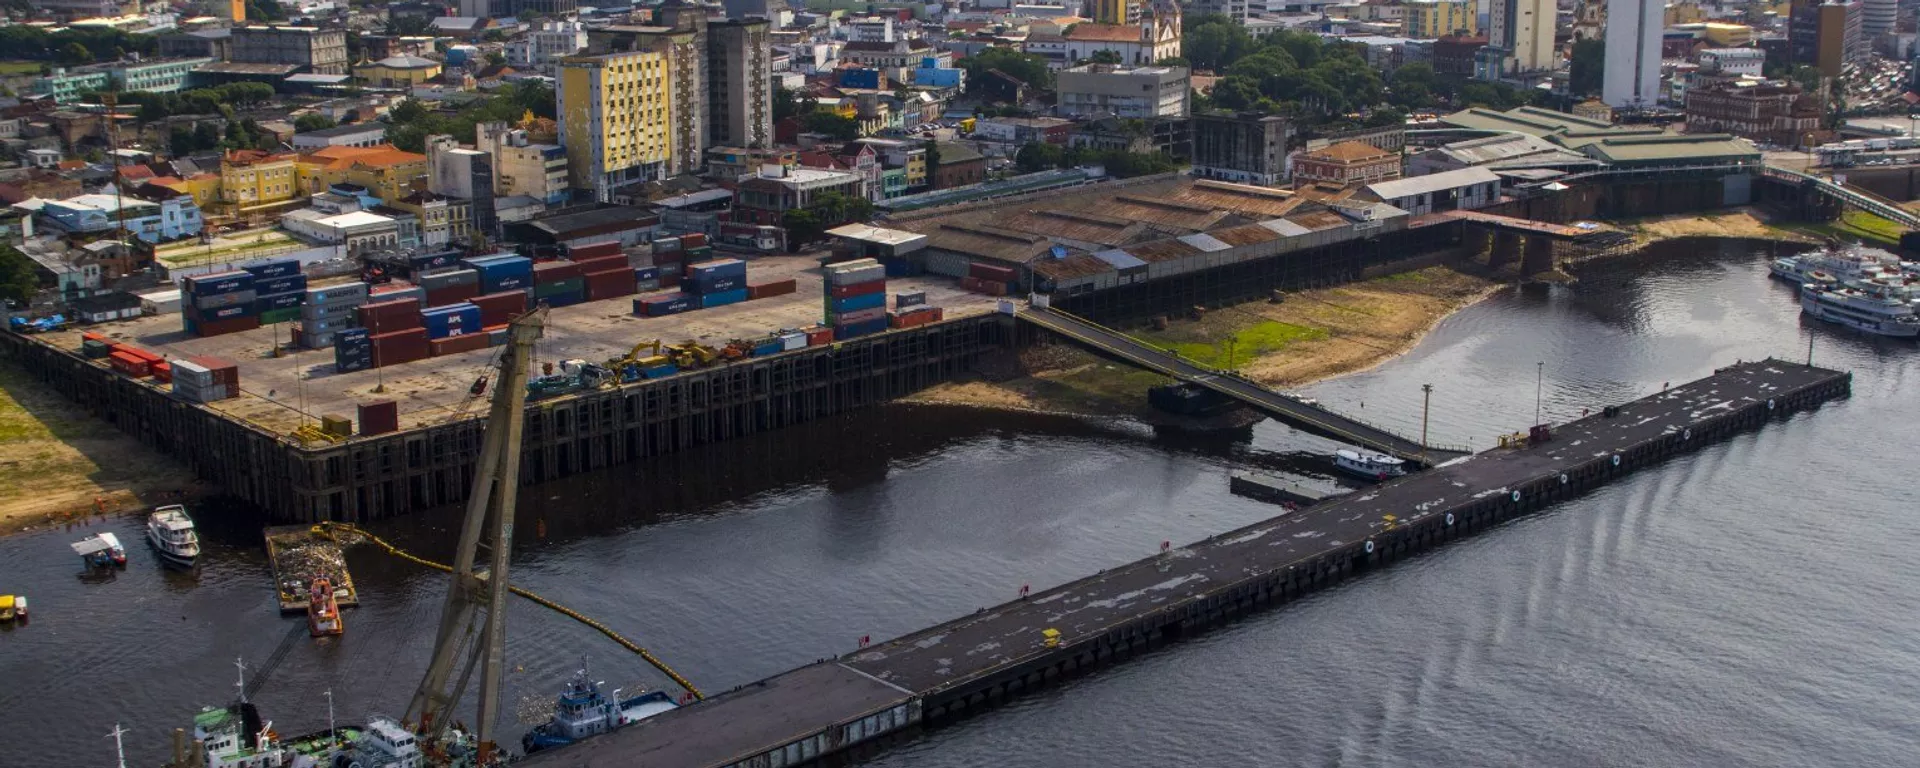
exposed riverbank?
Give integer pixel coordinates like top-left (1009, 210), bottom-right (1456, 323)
top-left (0, 365), bottom-right (202, 536)
top-left (905, 266), bottom-right (1500, 420)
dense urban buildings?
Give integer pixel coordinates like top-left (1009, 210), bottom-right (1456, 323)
top-left (229, 25), bottom-right (350, 76)
top-left (1055, 64), bottom-right (1190, 119)
top-left (1480, 0), bottom-right (1554, 79)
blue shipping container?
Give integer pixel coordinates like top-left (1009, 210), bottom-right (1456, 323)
top-left (412, 251), bottom-right (462, 272)
top-left (833, 318), bottom-right (889, 340)
top-left (545, 290), bottom-right (586, 308)
top-left (244, 259), bottom-right (301, 279)
top-left (338, 328), bottom-right (371, 344)
top-left (634, 266), bottom-right (660, 282)
top-left (686, 259), bottom-right (747, 279)
top-left (254, 293), bottom-right (303, 312)
top-left (699, 289), bottom-right (748, 309)
top-left (184, 271), bottom-right (254, 296)
top-left (830, 291), bottom-right (887, 313)
top-left (640, 364), bottom-right (679, 379)
top-left (751, 341), bottom-right (783, 357)
top-left (688, 275), bottom-right (741, 294)
top-left (422, 304), bottom-right (482, 339)
top-left (255, 275), bottom-right (308, 295)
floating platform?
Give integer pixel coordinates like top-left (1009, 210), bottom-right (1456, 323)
top-left (523, 359), bottom-right (1852, 768)
top-left (265, 525), bottom-right (359, 613)
top-left (1228, 470), bottom-right (1345, 508)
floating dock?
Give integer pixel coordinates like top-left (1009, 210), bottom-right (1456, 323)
top-left (265, 525), bottom-right (360, 613)
top-left (528, 359), bottom-right (1851, 768)
top-left (1228, 470), bottom-right (1346, 507)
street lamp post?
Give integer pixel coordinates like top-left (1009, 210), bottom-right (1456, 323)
top-left (1534, 361), bottom-right (1544, 427)
top-left (1420, 383), bottom-right (1433, 465)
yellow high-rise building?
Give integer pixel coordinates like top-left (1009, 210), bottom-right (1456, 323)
top-left (1087, 0), bottom-right (1140, 26)
top-left (1406, 0), bottom-right (1478, 38)
top-left (557, 49), bottom-right (675, 202)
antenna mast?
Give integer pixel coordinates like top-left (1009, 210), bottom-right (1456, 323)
top-left (405, 306), bottom-right (547, 764)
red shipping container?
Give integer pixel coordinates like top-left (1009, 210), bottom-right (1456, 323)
top-left (533, 261), bottom-right (584, 283)
top-left (571, 254), bottom-right (628, 273)
top-left (969, 263), bottom-right (1017, 282)
top-left (151, 361), bottom-right (172, 384)
top-left (568, 242), bottom-right (622, 260)
top-left (358, 400), bottom-right (399, 436)
top-left (188, 355), bottom-right (241, 387)
top-left (804, 326), bottom-right (834, 346)
top-left (371, 328), bottom-right (430, 368)
top-left (430, 333), bottom-right (492, 356)
top-left (583, 268), bottom-right (635, 301)
top-left (748, 279), bottom-right (798, 300)
top-left (424, 283), bottom-right (480, 307)
top-left (358, 299), bottom-right (423, 335)
top-left (681, 233), bottom-right (707, 248)
top-left (121, 346), bottom-right (164, 364)
top-left (830, 280), bottom-right (885, 299)
top-left (109, 351), bottom-right (151, 377)
top-left (659, 271), bottom-right (681, 288)
top-left (194, 314), bottom-right (262, 338)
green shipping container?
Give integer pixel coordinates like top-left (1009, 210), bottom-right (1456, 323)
top-left (81, 339), bottom-right (112, 358)
top-left (260, 307), bottom-right (302, 325)
top-left (534, 277), bottom-right (586, 298)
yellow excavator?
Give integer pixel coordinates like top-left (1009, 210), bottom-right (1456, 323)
top-left (667, 342), bottom-right (718, 369)
top-left (606, 340), bottom-right (664, 370)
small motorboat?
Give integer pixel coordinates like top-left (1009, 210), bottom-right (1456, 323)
top-left (71, 532), bottom-right (127, 569)
top-left (1334, 449), bottom-right (1408, 481)
top-left (0, 594), bottom-right (25, 623)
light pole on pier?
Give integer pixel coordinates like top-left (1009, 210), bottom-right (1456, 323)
top-left (1535, 361), bottom-right (1544, 427)
top-left (1420, 383), bottom-right (1433, 465)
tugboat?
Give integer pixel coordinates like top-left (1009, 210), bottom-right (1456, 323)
top-left (147, 505), bottom-right (201, 566)
top-left (521, 664), bottom-right (681, 755)
top-left (336, 714), bottom-right (478, 768)
top-left (1333, 449), bottom-right (1408, 481)
top-left (307, 578), bottom-right (344, 637)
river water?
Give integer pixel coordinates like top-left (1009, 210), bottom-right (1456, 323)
top-left (4, 237), bottom-right (1918, 767)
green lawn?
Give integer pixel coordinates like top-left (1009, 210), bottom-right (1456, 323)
top-left (0, 61), bottom-right (43, 77)
top-left (1779, 210), bottom-right (1908, 246)
top-left (154, 231), bottom-right (299, 266)
top-left (1149, 320), bottom-right (1328, 371)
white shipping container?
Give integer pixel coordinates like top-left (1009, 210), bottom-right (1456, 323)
top-left (138, 289), bottom-right (182, 316)
top-left (779, 332), bottom-right (808, 351)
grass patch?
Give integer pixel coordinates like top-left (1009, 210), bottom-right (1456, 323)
top-left (0, 60), bottom-right (44, 76)
top-left (1370, 270), bottom-right (1430, 284)
top-left (1155, 320), bottom-right (1327, 370)
top-left (1778, 210), bottom-right (1907, 246)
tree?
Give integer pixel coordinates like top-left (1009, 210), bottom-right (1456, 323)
top-left (389, 98), bottom-right (430, 125)
top-left (387, 15), bottom-right (433, 36)
top-left (802, 111), bottom-right (860, 140)
top-left (487, 51), bottom-right (507, 67)
top-left (773, 86), bottom-right (805, 122)
top-left (1388, 62), bottom-right (1439, 109)
top-left (294, 113), bottom-right (336, 132)
top-left (1365, 107), bottom-right (1407, 128)
top-left (57, 42), bottom-right (91, 66)
top-left (782, 208), bottom-right (824, 250)
top-left (1210, 76), bottom-right (1265, 111)
top-left (962, 46), bottom-right (1052, 94)
top-left (192, 122), bottom-right (221, 151)
top-left (1015, 141), bottom-right (1063, 173)
top-left (922, 139), bottom-right (941, 187)
top-left (1087, 49), bottom-right (1122, 65)
top-left (1155, 56), bottom-right (1190, 67)
top-left (0, 243), bottom-right (36, 306)
top-left (1180, 14), bottom-right (1255, 71)
top-left (1568, 39), bottom-right (1604, 98)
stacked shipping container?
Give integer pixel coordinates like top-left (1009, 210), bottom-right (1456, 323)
top-left (245, 259), bottom-right (306, 326)
top-left (959, 262), bottom-right (1018, 296)
top-left (686, 259), bottom-right (748, 308)
top-left (172, 356), bottom-right (239, 403)
top-left (300, 281), bottom-right (368, 349)
top-left (181, 270), bottom-right (261, 337)
top-left (825, 258), bottom-right (888, 339)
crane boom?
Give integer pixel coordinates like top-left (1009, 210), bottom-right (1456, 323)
top-left (404, 306), bottom-right (546, 763)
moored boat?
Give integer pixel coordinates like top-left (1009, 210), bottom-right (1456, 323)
top-left (71, 532), bottom-right (127, 569)
top-left (522, 664), bottom-right (681, 755)
top-left (1800, 281), bottom-right (1920, 337)
top-left (1334, 448), bottom-right (1408, 480)
top-left (307, 577), bottom-right (343, 637)
top-left (0, 594), bottom-right (22, 622)
top-left (147, 505), bottom-right (201, 566)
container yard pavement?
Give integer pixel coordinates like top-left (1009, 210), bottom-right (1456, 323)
top-left (45, 255), bottom-right (1003, 435)
top-left (0, 364), bottom-right (201, 533)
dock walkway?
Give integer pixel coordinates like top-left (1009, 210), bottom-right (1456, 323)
top-left (528, 359), bottom-right (1850, 768)
top-left (1021, 307), bottom-right (1469, 463)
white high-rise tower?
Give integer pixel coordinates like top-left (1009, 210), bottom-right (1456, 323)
top-left (1602, 0), bottom-right (1664, 109)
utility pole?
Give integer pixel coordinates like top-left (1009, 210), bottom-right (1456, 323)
top-left (1534, 361), bottom-right (1543, 426)
top-left (406, 307), bottom-right (546, 764)
top-left (1807, 333), bottom-right (1815, 367)
top-left (1420, 383), bottom-right (1433, 465)
top-left (107, 723), bottom-right (128, 768)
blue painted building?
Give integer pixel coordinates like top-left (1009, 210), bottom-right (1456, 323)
top-left (912, 57), bottom-right (964, 89)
